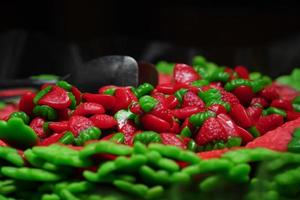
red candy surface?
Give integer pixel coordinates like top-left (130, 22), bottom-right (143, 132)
top-left (1, 61), bottom-right (300, 156)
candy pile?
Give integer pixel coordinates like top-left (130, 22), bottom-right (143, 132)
top-left (1, 56), bottom-right (300, 199)
top-left (3, 56), bottom-right (300, 151)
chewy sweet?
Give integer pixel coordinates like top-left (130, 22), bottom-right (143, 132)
top-left (0, 56), bottom-right (300, 199)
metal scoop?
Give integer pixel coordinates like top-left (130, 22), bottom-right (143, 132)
top-left (0, 31), bottom-right (158, 94)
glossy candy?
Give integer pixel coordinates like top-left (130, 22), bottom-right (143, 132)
top-left (72, 102), bottom-right (105, 116)
top-left (0, 118), bottom-right (38, 149)
top-left (0, 57), bottom-right (300, 199)
top-left (38, 86), bottom-right (71, 109)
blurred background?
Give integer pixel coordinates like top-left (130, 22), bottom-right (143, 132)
top-left (0, 0), bottom-right (300, 80)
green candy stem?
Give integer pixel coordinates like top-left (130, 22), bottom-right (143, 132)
top-left (59, 131), bottom-right (75, 145)
top-left (224, 79), bottom-right (252, 92)
top-left (33, 105), bottom-right (58, 121)
top-left (139, 95), bottom-right (158, 113)
top-left (288, 128), bottom-right (300, 153)
top-left (9, 111), bottom-right (30, 124)
top-left (110, 132), bottom-right (125, 143)
top-left (292, 96), bottom-right (300, 112)
top-left (198, 88), bottom-right (222, 104)
top-left (133, 131), bottom-right (162, 145)
top-left (57, 81), bottom-right (72, 91)
top-left (33, 86), bottom-right (52, 104)
top-left (174, 89), bottom-right (188, 104)
top-left (189, 111), bottom-right (216, 127)
top-left (135, 83), bottom-right (154, 98)
top-left (180, 127), bottom-right (192, 137)
top-left (263, 107), bottom-right (287, 117)
top-left (104, 88), bottom-right (116, 95)
top-left (251, 76), bottom-right (272, 93)
top-left (226, 137), bottom-right (242, 148)
top-left (68, 92), bottom-right (77, 110)
top-left (74, 127), bottom-right (101, 146)
top-left (247, 126), bottom-right (261, 138)
top-left (191, 79), bottom-right (209, 87)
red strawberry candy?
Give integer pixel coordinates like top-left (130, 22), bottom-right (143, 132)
top-left (129, 102), bottom-right (143, 115)
top-left (151, 92), bottom-right (167, 107)
top-left (38, 86), bottom-right (71, 109)
top-left (236, 126), bottom-right (254, 144)
top-left (221, 90), bottom-right (240, 106)
top-left (216, 113), bottom-right (239, 137)
top-left (120, 122), bottom-right (137, 145)
top-left (207, 104), bottom-right (227, 115)
top-left (256, 114), bottom-right (284, 135)
top-left (19, 91), bottom-right (36, 116)
top-left (247, 117), bottom-right (300, 151)
top-left (259, 85), bottom-right (279, 102)
top-left (287, 111), bottom-right (300, 121)
top-left (71, 86), bottom-right (82, 105)
top-left (68, 116), bottom-right (94, 136)
top-left (270, 99), bottom-right (293, 111)
top-left (234, 65), bottom-right (249, 79)
top-left (150, 103), bottom-right (173, 124)
top-left (159, 73), bottom-right (173, 84)
top-left (141, 114), bottom-right (170, 133)
top-left (72, 102), bottom-right (105, 116)
top-left (172, 106), bottom-right (203, 120)
top-left (230, 104), bottom-right (253, 128)
top-left (40, 133), bottom-right (64, 146)
top-left (161, 133), bottom-right (186, 149)
top-left (82, 93), bottom-right (116, 110)
top-left (114, 88), bottom-right (137, 112)
top-left (173, 64), bottom-right (200, 84)
top-left (274, 83), bottom-right (300, 101)
top-left (98, 85), bottom-right (118, 94)
top-left (164, 95), bottom-right (179, 109)
top-left (250, 97), bottom-right (269, 108)
top-left (156, 83), bottom-right (176, 95)
top-left (232, 85), bottom-right (254, 106)
top-left (49, 121), bottom-right (69, 133)
top-left (182, 91), bottom-right (205, 108)
top-left (90, 114), bottom-right (117, 129)
top-left (180, 117), bottom-right (195, 132)
top-left (169, 120), bottom-right (180, 134)
top-left (30, 117), bottom-right (47, 138)
top-left (195, 117), bottom-right (227, 146)
top-left (57, 108), bottom-right (70, 121)
top-left (246, 106), bottom-right (263, 122)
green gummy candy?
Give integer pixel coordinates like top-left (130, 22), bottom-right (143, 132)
top-left (139, 165), bottom-right (170, 185)
top-left (145, 186), bottom-right (164, 200)
top-left (41, 194), bottom-right (60, 200)
top-left (199, 175), bottom-right (222, 192)
top-left (0, 147), bottom-right (24, 167)
top-left (0, 118), bottom-right (38, 149)
top-left (0, 167), bottom-right (63, 181)
top-left (80, 141), bottom-right (132, 159)
top-left (33, 144), bottom-right (92, 167)
top-left (60, 189), bottom-right (80, 200)
top-left (198, 159), bottom-right (233, 173)
top-left (157, 158), bottom-right (180, 172)
top-left (113, 180), bottom-right (149, 198)
top-left (133, 141), bottom-right (148, 154)
top-left (228, 163), bottom-right (251, 183)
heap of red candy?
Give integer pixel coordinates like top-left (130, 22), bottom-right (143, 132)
top-left (1, 57), bottom-right (300, 153)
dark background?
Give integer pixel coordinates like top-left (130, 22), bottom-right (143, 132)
top-left (1, 0), bottom-right (300, 79)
